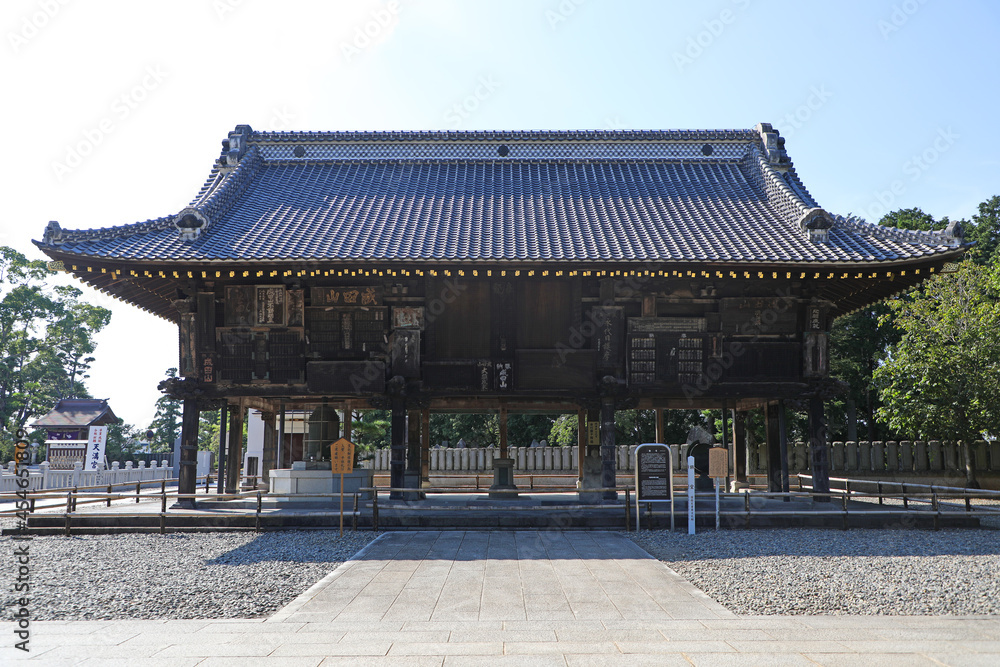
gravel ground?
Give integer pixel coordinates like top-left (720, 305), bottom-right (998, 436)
top-left (0, 530), bottom-right (375, 620)
top-left (629, 527), bottom-right (1000, 616)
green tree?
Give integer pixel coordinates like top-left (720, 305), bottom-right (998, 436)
top-left (0, 247), bottom-right (110, 444)
top-left (105, 422), bottom-right (141, 462)
top-left (874, 262), bottom-right (1000, 488)
top-left (966, 195), bottom-right (1000, 266)
top-left (147, 368), bottom-right (181, 452)
top-left (198, 408), bottom-right (222, 457)
top-left (828, 207), bottom-right (950, 440)
top-left (828, 303), bottom-right (900, 440)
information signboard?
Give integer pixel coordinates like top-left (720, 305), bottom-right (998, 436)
top-left (329, 438), bottom-right (355, 474)
top-left (329, 438), bottom-right (356, 536)
top-left (708, 447), bottom-right (729, 479)
top-left (634, 443), bottom-right (675, 531)
top-left (635, 445), bottom-right (671, 501)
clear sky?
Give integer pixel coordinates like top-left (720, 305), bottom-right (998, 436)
top-left (1, 0), bottom-right (998, 429)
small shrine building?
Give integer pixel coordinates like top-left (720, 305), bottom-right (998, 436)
top-left (30, 398), bottom-right (119, 470)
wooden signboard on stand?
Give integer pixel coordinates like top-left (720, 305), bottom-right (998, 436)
top-left (709, 446), bottom-right (729, 530)
top-left (330, 438), bottom-right (355, 535)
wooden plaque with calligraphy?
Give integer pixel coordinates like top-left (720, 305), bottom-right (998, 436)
top-left (311, 286), bottom-right (382, 307)
top-left (329, 438), bottom-right (355, 474)
top-left (256, 286), bottom-right (286, 325)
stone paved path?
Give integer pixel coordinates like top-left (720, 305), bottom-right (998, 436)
top-left (3, 530), bottom-right (1000, 665)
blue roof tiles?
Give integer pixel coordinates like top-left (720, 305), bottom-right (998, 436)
top-left (36, 125), bottom-right (964, 266)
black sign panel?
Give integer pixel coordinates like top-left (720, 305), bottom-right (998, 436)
top-left (635, 444), bottom-right (672, 501)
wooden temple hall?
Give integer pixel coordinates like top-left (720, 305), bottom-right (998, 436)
top-left (36, 124), bottom-right (965, 502)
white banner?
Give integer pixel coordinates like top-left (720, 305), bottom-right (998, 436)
top-left (86, 426), bottom-right (107, 472)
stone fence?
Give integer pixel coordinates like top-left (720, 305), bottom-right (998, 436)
top-left (367, 441), bottom-right (1000, 476)
top-left (748, 440), bottom-right (1000, 475)
top-left (0, 460), bottom-right (172, 493)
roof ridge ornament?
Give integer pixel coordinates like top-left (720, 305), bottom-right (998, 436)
top-left (798, 208), bottom-right (833, 244)
top-left (43, 220), bottom-right (64, 245)
top-left (754, 122), bottom-right (789, 169)
top-left (223, 124), bottom-right (254, 167)
top-left (173, 208), bottom-right (210, 241)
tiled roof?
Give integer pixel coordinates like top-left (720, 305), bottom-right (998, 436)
top-left (35, 124), bottom-right (964, 266)
top-left (30, 399), bottom-right (118, 429)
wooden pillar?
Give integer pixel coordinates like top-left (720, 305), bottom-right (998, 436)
top-left (764, 402), bottom-right (782, 492)
top-left (261, 411), bottom-right (277, 488)
top-left (421, 409), bottom-right (430, 486)
top-left (809, 396), bottom-right (831, 500)
top-left (277, 402), bottom-right (286, 470)
top-left (577, 409), bottom-right (586, 483)
top-left (225, 403), bottom-right (244, 494)
top-left (655, 408), bottom-right (664, 444)
top-left (390, 397), bottom-right (406, 499)
top-left (778, 400), bottom-right (790, 494)
top-left (407, 410), bottom-right (420, 474)
top-left (499, 404), bottom-right (508, 459)
top-left (600, 397), bottom-right (617, 500)
top-left (343, 403), bottom-right (352, 442)
top-left (732, 410), bottom-right (747, 482)
top-left (178, 398), bottom-right (200, 503)
top-left (216, 405), bottom-right (227, 494)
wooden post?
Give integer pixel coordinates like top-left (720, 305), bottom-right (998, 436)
top-left (778, 400), bottom-right (790, 495)
top-left (600, 397), bottom-right (616, 500)
top-left (655, 408), bottom-right (664, 444)
top-left (732, 409), bottom-right (747, 482)
top-left (499, 403), bottom-right (508, 459)
top-left (721, 402), bottom-right (729, 490)
top-left (178, 398), bottom-right (199, 504)
top-left (407, 410), bottom-right (420, 475)
top-left (260, 411), bottom-right (277, 489)
top-left (390, 397), bottom-right (406, 499)
top-left (343, 402), bottom-right (352, 441)
top-left (765, 403), bottom-right (782, 492)
top-left (809, 396), bottom-right (831, 501)
top-left (216, 404), bottom-right (227, 494)
top-left (277, 402), bottom-right (286, 470)
top-left (421, 409), bottom-right (430, 486)
top-left (577, 409), bottom-right (586, 483)
top-left (225, 403), bottom-right (244, 494)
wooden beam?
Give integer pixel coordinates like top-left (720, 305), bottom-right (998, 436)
top-left (577, 409), bottom-right (586, 483)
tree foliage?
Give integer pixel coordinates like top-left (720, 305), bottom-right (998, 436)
top-left (874, 262), bottom-right (1000, 487)
top-left (0, 247), bottom-right (111, 459)
top-left (147, 368), bottom-right (181, 452)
